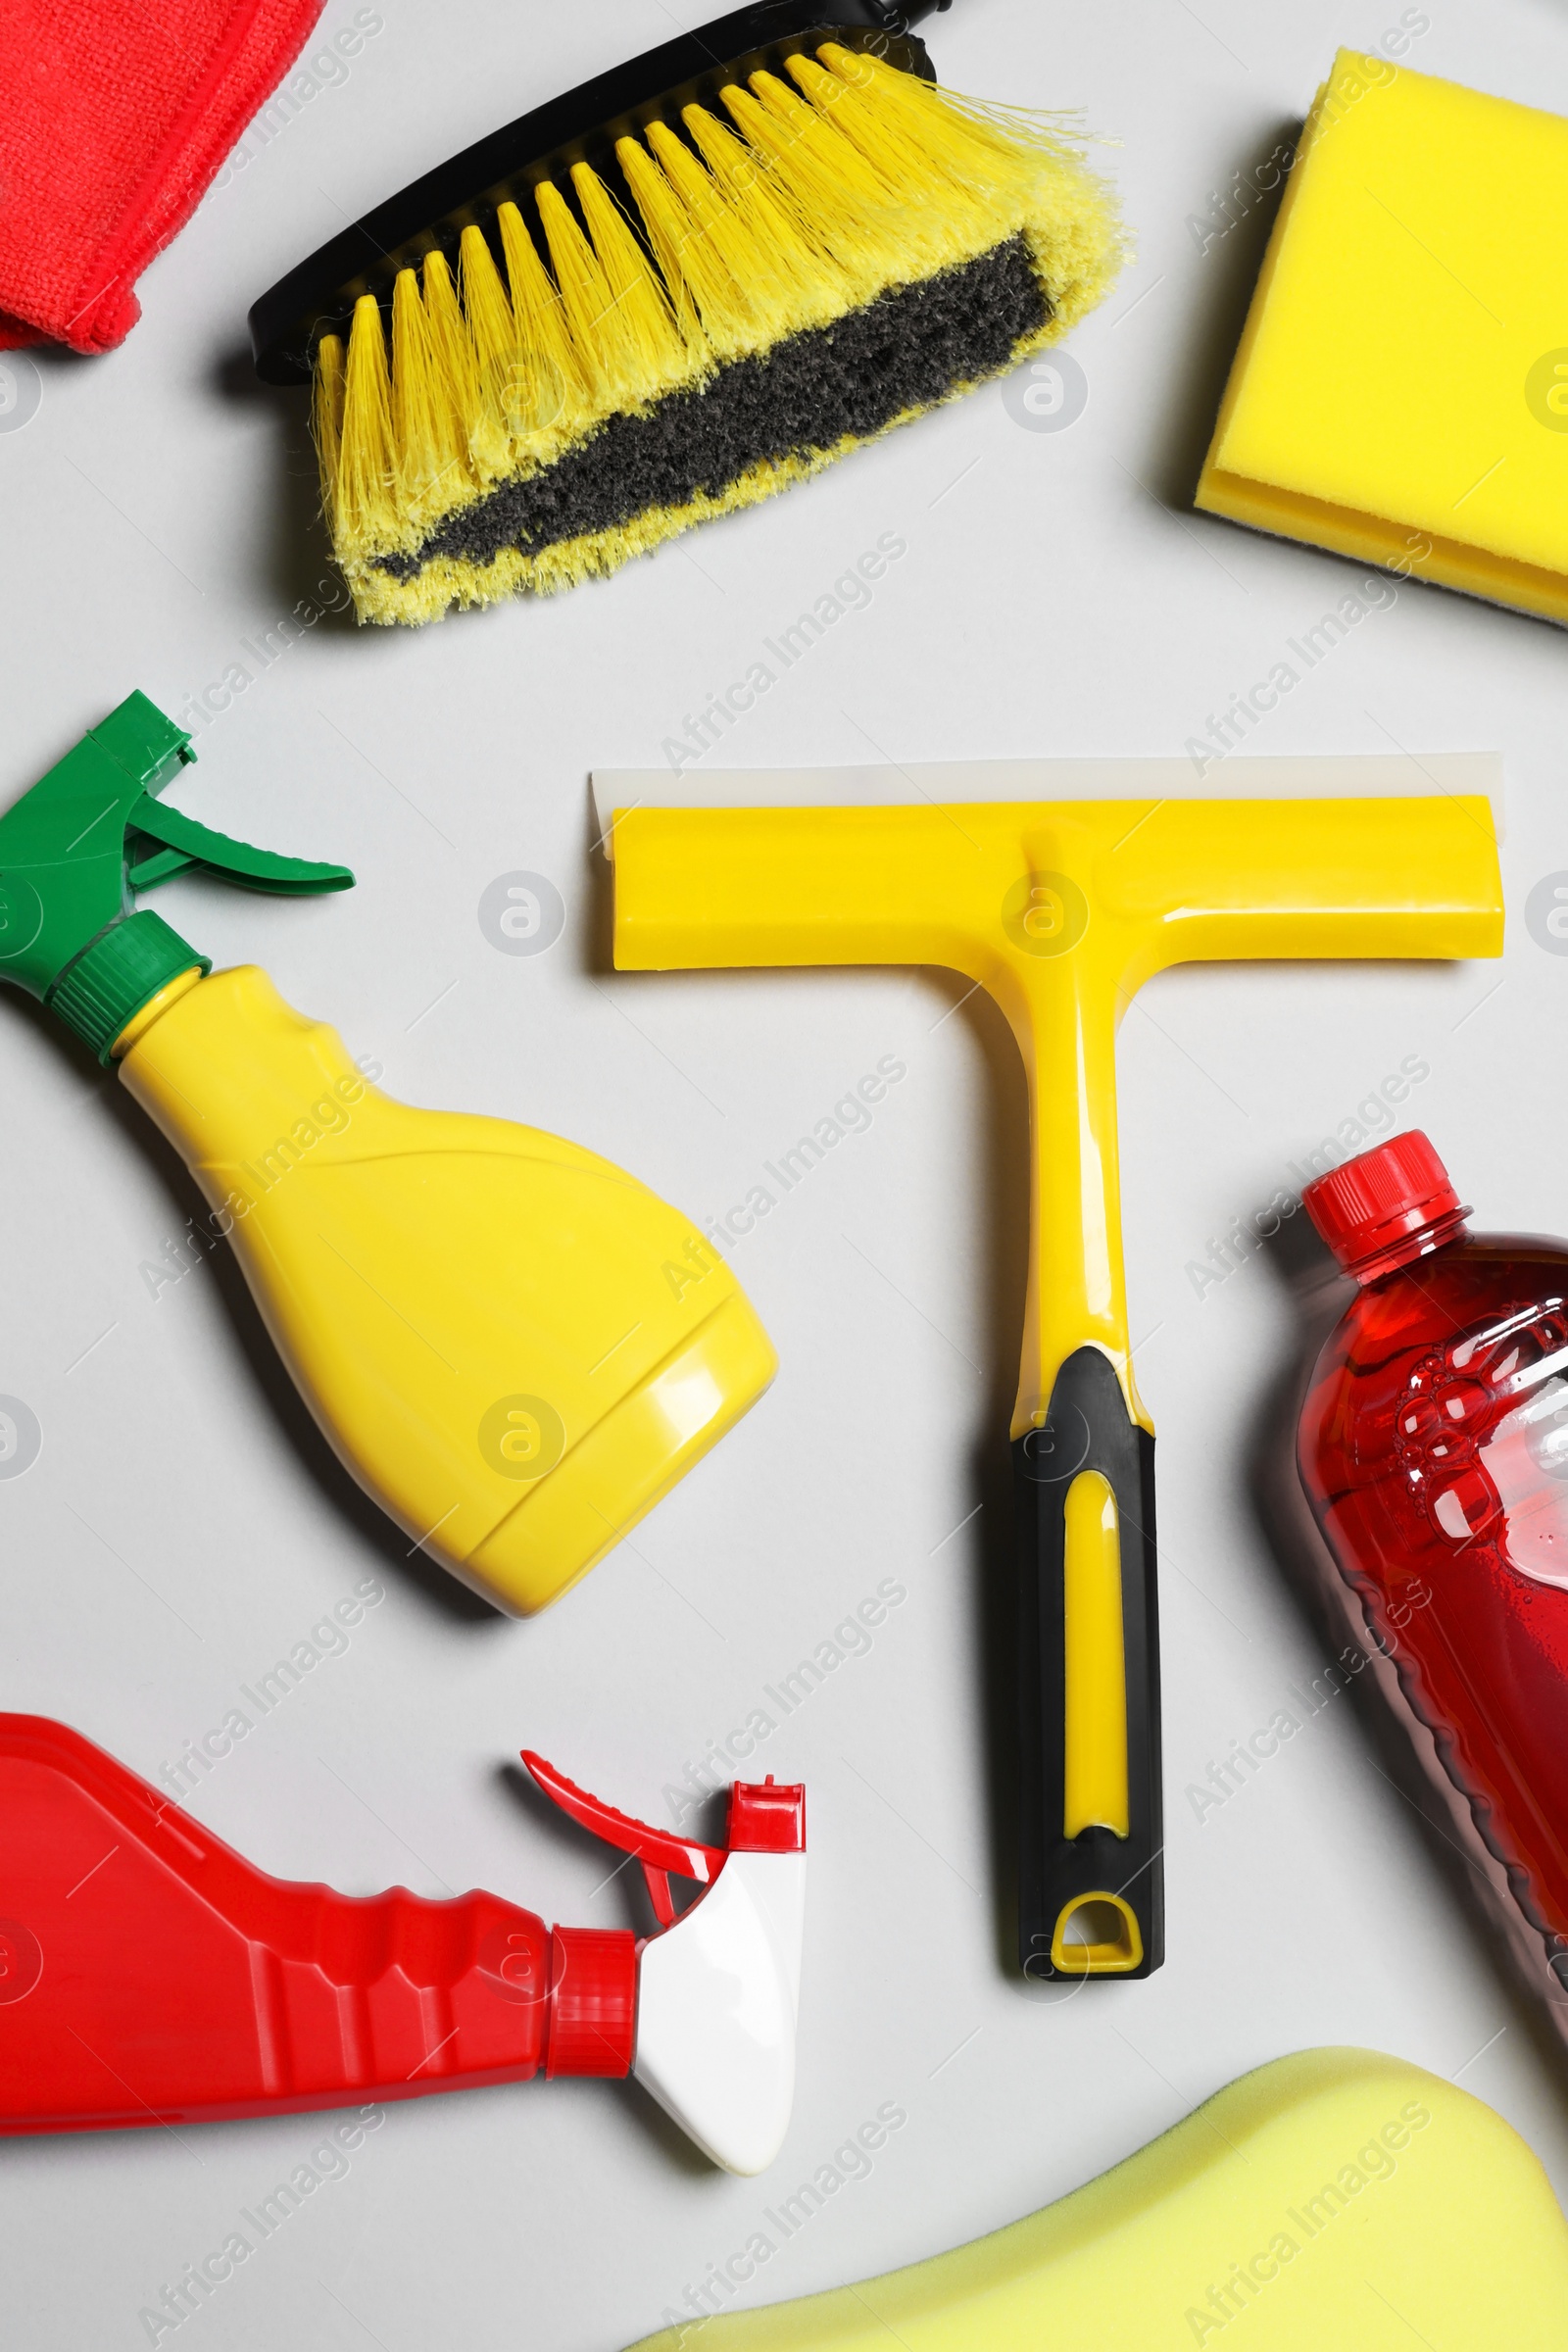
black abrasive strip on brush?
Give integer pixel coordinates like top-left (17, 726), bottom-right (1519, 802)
top-left (373, 237), bottom-right (1047, 580)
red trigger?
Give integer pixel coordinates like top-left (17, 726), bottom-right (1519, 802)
top-left (520, 1751), bottom-right (726, 1933)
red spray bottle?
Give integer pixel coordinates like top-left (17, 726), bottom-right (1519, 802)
top-left (1298, 1131), bottom-right (1568, 2027)
top-left (0, 1721), bottom-right (806, 2174)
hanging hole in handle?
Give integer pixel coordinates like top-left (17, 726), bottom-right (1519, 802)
top-left (1050, 1890), bottom-right (1144, 1975)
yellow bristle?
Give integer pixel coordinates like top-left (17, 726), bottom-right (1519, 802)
top-left (568, 162), bottom-right (706, 390)
top-left (806, 44), bottom-right (1125, 338)
top-left (821, 41), bottom-right (1067, 175)
top-left (809, 43), bottom-right (1053, 198)
top-left (788, 51), bottom-right (979, 203)
top-left (421, 246), bottom-right (503, 484)
top-left (495, 201), bottom-right (589, 451)
top-left (335, 295), bottom-right (399, 563)
top-left (458, 224), bottom-right (523, 471)
top-left (644, 117), bottom-right (835, 346)
top-left (786, 49), bottom-right (1050, 286)
top-left (746, 70), bottom-right (901, 205)
top-left (720, 74), bottom-right (915, 298)
top-left (312, 331), bottom-right (345, 533)
top-left (641, 121), bottom-right (762, 287)
top-left (678, 102), bottom-right (852, 314)
top-left (534, 179), bottom-right (636, 411)
top-left (390, 266), bottom-right (470, 529)
top-left (614, 134), bottom-right (741, 356)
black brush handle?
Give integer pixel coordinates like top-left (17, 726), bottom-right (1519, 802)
top-left (1015, 1348), bottom-right (1164, 1981)
top-left (250, 3), bottom-right (951, 382)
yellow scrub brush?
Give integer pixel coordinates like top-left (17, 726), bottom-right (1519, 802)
top-left (248, 3), bottom-right (1122, 626)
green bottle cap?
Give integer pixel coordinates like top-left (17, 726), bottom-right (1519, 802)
top-left (0, 693), bottom-right (354, 1065)
top-left (47, 911), bottom-right (210, 1062)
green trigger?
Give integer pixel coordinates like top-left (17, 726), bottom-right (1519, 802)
top-left (125, 796), bottom-right (355, 896)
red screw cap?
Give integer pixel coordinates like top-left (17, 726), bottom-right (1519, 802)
top-left (1302, 1130), bottom-right (1465, 1276)
top-left (545, 1927), bottom-right (637, 2079)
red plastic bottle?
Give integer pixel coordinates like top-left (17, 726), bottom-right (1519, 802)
top-left (1298, 1131), bottom-right (1568, 2020)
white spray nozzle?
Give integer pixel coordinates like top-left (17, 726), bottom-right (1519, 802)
top-left (524, 1756), bottom-right (806, 2175)
top-left (634, 1778), bottom-right (806, 2176)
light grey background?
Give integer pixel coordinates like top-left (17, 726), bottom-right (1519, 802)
top-left (2, 0), bottom-right (1567, 2344)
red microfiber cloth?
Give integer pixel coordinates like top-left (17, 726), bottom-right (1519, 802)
top-left (0, 0), bottom-right (324, 354)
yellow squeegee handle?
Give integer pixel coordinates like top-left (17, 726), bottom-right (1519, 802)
top-left (610, 792), bottom-right (1503, 1978)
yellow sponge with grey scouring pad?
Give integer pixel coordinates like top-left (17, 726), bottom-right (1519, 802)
top-left (1198, 51), bottom-right (1568, 626)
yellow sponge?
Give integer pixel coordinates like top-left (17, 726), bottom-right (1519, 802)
top-left (626, 2048), bottom-right (1568, 2349)
top-left (1198, 51), bottom-right (1568, 625)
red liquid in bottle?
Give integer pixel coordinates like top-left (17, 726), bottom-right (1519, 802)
top-left (1298, 1131), bottom-right (1568, 2005)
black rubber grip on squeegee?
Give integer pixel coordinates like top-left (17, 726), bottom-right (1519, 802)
top-left (1015, 1348), bottom-right (1165, 1981)
top-left (249, 2), bottom-right (952, 382)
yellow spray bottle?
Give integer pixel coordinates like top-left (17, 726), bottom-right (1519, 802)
top-left (0, 694), bottom-right (775, 1611)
